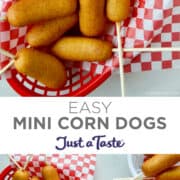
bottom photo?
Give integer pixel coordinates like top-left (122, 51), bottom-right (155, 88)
top-left (0, 154), bottom-right (180, 180)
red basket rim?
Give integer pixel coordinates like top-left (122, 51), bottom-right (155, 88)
top-left (7, 69), bottom-right (112, 97)
top-left (0, 165), bottom-right (16, 179)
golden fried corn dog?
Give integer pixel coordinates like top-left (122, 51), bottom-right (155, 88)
top-left (79, 0), bottom-right (106, 36)
top-left (15, 48), bottom-right (67, 89)
top-left (31, 176), bottom-right (40, 180)
top-left (7, 0), bottom-right (77, 27)
top-left (42, 165), bottom-right (60, 180)
top-left (26, 13), bottom-right (78, 47)
top-left (51, 37), bottom-right (113, 62)
top-left (142, 154), bottom-right (180, 177)
top-left (106, 0), bottom-right (130, 22)
top-left (12, 170), bottom-right (29, 180)
top-left (156, 166), bottom-right (180, 180)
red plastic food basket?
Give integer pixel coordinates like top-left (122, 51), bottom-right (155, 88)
top-left (0, 166), bottom-right (16, 180)
top-left (6, 66), bottom-right (112, 97)
top-left (0, 153), bottom-right (96, 180)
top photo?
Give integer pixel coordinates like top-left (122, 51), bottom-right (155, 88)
top-left (0, 0), bottom-right (180, 97)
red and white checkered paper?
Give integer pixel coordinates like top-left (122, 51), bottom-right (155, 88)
top-left (10, 154), bottom-right (96, 180)
top-left (0, 0), bottom-right (180, 77)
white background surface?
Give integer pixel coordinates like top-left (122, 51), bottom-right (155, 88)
top-left (0, 155), bottom-right (132, 180)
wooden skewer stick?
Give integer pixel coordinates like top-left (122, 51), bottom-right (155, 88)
top-left (8, 155), bottom-right (23, 170)
top-left (112, 47), bottom-right (180, 53)
top-left (23, 155), bottom-right (33, 170)
top-left (113, 172), bottom-right (156, 180)
top-left (116, 22), bottom-right (125, 97)
top-left (134, 173), bottom-right (143, 180)
top-left (44, 155), bottom-right (50, 166)
top-left (0, 60), bottom-right (14, 75)
top-left (0, 48), bottom-right (15, 59)
top-left (0, 41), bottom-right (179, 84)
top-left (0, 48), bottom-right (15, 75)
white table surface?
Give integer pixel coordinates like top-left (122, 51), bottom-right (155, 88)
top-left (90, 69), bottom-right (180, 96)
top-left (0, 155), bottom-right (132, 180)
top-left (1, 69), bottom-right (180, 96)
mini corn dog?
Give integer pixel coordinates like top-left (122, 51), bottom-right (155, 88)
top-left (7, 0), bottom-right (77, 27)
top-left (106, 0), bottom-right (130, 97)
top-left (79, 0), bottom-right (106, 36)
top-left (142, 154), bottom-right (180, 177)
top-left (106, 0), bottom-right (130, 22)
top-left (51, 37), bottom-right (113, 62)
top-left (31, 176), bottom-right (40, 180)
top-left (15, 48), bottom-right (67, 89)
top-left (156, 166), bottom-right (180, 180)
top-left (42, 165), bottom-right (60, 180)
top-left (26, 13), bottom-right (78, 47)
top-left (12, 170), bottom-right (29, 180)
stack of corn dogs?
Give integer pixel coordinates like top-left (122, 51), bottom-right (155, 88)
top-left (0, 0), bottom-right (130, 89)
top-left (10, 155), bottom-right (60, 180)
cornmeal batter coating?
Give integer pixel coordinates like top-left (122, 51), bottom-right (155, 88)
top-left (106, 0), bottom-right (130, 22)
top-left (42, 165), bottom-right (60, 180)
top-left (26, 13), bottom-right (78, 47)
top-left (15, 48), bottom-right (67, 89)
top-left (12, 170), bottom-right (29, 180)
top-left (157, 166), bottom-right (180, 180)
top-left (7, 0), bottom-right (77, 26)
top-left (79, 0), bottom-right (106, 36)
top-left (142, 154), bottom-right (180, 177)
top-left (51, 37), bottom-right (113, 62)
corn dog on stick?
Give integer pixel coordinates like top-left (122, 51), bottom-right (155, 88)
top-left (156, 166), bottom-right (180, 180)
top-left (106, 0), bottom-right (130, 96)
top-left (142, 154), bottom-right (180, 177)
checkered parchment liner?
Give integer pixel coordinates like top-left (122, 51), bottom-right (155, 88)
top-left (0, 0), bottom-right (180, 78)
top-left (10, 154), bottom-right (96, 180)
